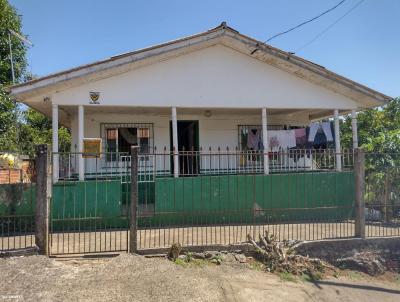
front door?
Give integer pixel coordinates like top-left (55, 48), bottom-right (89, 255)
top-left (170, 120), bottom-right (199, 175)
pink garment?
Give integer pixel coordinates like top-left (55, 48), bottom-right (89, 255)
top-left (294, 128), bottom-right (307, 146)
top-left (247, 129), bottom-right (261, 150)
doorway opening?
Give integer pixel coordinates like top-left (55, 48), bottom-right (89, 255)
top-left (170, 120), bottom-right (199, 175)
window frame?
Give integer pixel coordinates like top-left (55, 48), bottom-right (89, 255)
top-left (100, 123), bottom-right (154, 161)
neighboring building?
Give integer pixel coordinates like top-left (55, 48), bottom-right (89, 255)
top-left (10, 23), bottom-right (391, 181)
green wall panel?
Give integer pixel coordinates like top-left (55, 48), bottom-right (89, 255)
top-left (0, 183), bottom-right (36, 216)
top-left (0, 170), bottom-right (357, 236)
top-left (3, 172), bottom-right (355, 231)
top-left (0, 183), bottom-right (36, 233)
top-left (152, 172), bottom-right (355, 226)
top-left (51, 180), bottom-right (125, 230)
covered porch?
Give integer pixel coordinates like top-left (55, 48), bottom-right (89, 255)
top-left (51, 105), bottom-right (359, 182)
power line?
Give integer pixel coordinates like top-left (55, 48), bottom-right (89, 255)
top-left (294, 0), bottom-right (366, 54)
top-left (251, 0), bottom-right (347, 54)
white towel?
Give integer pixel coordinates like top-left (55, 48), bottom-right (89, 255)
top-left (268, 130), bottom-right (296, 152)
top-left (321, 122), bottom-right (333, 142)
top-left (308, 122), bottom-right (319, 142)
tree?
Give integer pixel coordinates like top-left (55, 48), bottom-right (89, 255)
top-left (0, 86), bottom-right (18, 150)
top-left (341, 97), bottom-right (400, 221)
top-left (0, 0), bottom-right (26, 152)
top-left (0, 0), bottom-right (71, 157)
top-left (18, 108), bottom-right (71, 157)
top-left (0, 0), bottom-right (27, 84)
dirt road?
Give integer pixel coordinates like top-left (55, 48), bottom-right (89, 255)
top-left (0, 254), bottom-right (399, 302)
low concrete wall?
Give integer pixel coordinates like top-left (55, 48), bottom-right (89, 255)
top-left (295, 237), bottom-right (400, 272)
top-left (0, 246), bottom-right (39, 258)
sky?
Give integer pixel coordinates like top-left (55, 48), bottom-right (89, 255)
top-left (9, 0), bottom-right (400, 98)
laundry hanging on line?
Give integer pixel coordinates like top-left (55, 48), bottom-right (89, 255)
top-left (294, 128), bottom-right (307, 146)
top-left (268, 130), bottom-right (296, 152)
top-left (308, 122), bottom-right (333, 143)
top-left (247, 128), bottom-right (262, 150)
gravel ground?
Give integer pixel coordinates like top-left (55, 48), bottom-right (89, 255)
top-left (0, 254), bottom-right (399, 302)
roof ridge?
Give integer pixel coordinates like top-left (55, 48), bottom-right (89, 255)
top-left (10, 23), bottom-right (228, 89)
top-left (9, 22), bottom-right (391, 105)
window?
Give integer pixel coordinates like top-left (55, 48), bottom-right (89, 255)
top-left (101, 123), bottom-right (153, 160)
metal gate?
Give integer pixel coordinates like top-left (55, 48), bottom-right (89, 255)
top-left (48, 152), bottom-right (132, 255)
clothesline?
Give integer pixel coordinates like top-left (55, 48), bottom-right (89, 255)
top-left (244, 122), bottom-right (335, 151)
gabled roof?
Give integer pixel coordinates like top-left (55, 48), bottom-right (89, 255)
top-left (10, 22), bottom-right (391, 108)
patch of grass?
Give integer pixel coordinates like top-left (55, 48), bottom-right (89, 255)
top-left (211, 254), bottom-right (223, 261)
top-left (301, 271), bottom-right (323, 282)
top-left (279, 271), bottom-right (297, 282)
top-left (184, 252), bottom-right (193, 263)
top-left (209, 254), bottom-right (223, 265)
top-left (174, 258), bottom-right (188, 267)
top-left (395, 274), bottom-right (400, 284)
top-left (248, 260), bottom-right (264, 271)
top-left (191, 259), bottom-right (208, 267)
top-left (300, 273), bottom-right (313, 283)
top-left (174, 257), bottom-right (209, 268)
top-left (348, 271), bottom-right (362, 280)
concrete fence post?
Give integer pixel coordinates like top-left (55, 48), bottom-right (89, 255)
top-left (354, 148), bottom-right (366, 239)
top-left (35, 144), bottom-right (51, 255)
top-left (129, 146), bottom-right (139, 253)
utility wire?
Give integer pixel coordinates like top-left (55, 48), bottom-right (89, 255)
top-left (251, 0), bottom-right (346, 54)
top-left (294, 0), bottom-right (366, 54)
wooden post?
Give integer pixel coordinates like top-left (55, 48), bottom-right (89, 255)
top-left (129, 146), bottom-right (139, 253)
top-left (354, 148), bottom-right (365, 239)
top-left (35, 144), bottom-right (51, 255)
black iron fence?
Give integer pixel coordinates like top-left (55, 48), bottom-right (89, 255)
top-left (1, 147), bottom-right (400, 256)
top-left (0, 152), bottom-right (36, 251)
top-left (53, 148), bottom-right (354, 180)
top-left (364, 152), bottom-right (400, 237)
top-left (137, 170), bottom-right (356, 250)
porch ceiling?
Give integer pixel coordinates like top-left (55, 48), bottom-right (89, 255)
top-left (59, 105), bottom-right (341, 123)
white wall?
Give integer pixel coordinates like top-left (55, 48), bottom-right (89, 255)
top-left (66, 110), bottom-right (308, 176)
top-left (52, 44), bottom-right (358, 110)
top-left (81, 110), bottom-right (308, 150)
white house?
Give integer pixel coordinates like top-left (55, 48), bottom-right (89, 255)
top-left (10, 23), bottom-right (391, 182)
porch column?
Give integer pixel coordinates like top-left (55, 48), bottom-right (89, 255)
top-left (52, 104), bottom-right (59, 183)
top-left (262, 108), bottom-right (269, 174)
top-left (334, 109), bottom-right (342, 172)
top-left (78, 105), bottom-right (85, 181)
top-left (351, 109), bottom-right (358, 148)
top-left (171, 107), bottom-right (179, 178)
